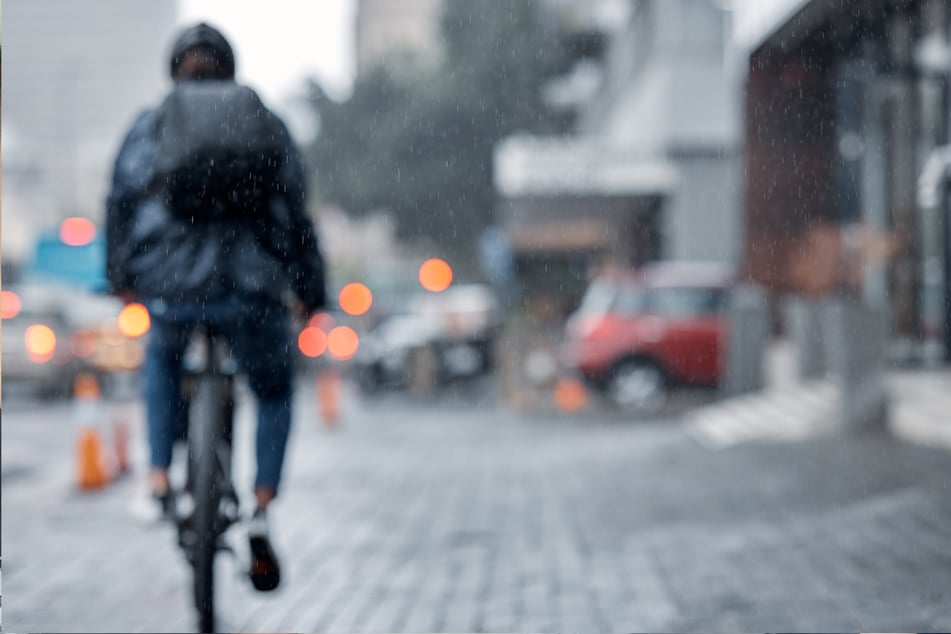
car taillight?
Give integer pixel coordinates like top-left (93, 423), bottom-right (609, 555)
top-left (25, 324), bottom-right (57, 363)
top-left (118, 303), bottom-right (151, 337)
top-left (298, 326), bottom-right (328, 358)
top-left (1, 290), bottom-right (22, 319)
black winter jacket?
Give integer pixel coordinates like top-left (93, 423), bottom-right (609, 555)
top-left (105, 93), bottom-right (326, 311)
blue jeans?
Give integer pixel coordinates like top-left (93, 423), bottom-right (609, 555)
top-left (143, 296), bottom-right (293, 495)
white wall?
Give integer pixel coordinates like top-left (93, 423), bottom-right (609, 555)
top-left (734, 0), bottom-right (812, 53)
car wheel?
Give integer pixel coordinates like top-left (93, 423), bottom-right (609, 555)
top-left (607, 359), bottom-right (667, 413)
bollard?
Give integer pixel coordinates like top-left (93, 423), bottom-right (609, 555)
top-left (825, 297), bottom-right (890, 432)
top-left (408, 344), bottom-right (438, 398)
top-left (724, 284), bottom-right (769, 396)
top-left (784, 295), bottom-right (829, 380)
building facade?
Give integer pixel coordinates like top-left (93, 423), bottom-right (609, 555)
top-left (1, 0), bottom-right (177, 261)
top-left (494, 0), bottom-right (741, 313)
top-left (739, 0), bottom-right (951, 363)
top-left (354, 0), bottom-right (446, 77)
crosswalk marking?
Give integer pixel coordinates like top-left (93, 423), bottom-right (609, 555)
top-left (685, 380), bottom-right (839, 449)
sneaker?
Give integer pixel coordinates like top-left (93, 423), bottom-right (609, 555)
top-left (247, 509), bottom-right (281, 592)
top-left (129, 490), bottom-right (177, 524)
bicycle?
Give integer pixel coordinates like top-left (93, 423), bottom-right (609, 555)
top-left (174, 323), bottom-right (242, 633)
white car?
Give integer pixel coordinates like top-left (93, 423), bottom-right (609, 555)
top-left (355, 284), bottom-right (501, 393)
top-left (3, 282), bottom-right (146, 399)
top-left (2, 287), bottom-right (78, 398)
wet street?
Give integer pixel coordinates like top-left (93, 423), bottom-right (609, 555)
top-left (3, 378), bottom-right (951, 633)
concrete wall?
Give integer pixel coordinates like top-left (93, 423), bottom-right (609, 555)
top-left (663, 152), bottom-right (742, 264)
top-left (575, 0), bottom-right (742, 267)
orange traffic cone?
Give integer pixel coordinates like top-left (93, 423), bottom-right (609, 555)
top-left (77, 428), bottom-right (111, 490)
top-left (554, 376), bottom-right (588, 413)
top-left (317, 368), bottom-right (341, 427)
top-left (73, 373), bottom-right (113, 491)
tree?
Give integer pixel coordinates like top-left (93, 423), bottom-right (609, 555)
top-left (305, 0), bottom-right (571, 264)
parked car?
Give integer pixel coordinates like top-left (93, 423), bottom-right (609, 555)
top-left (560, 261), bottom-right (734, 411)
top-left (355, 284), bottom-right (501, 393)
top-left (2, 282), bottom-right (146, 399)
top-left (2, 286), bottom-right (80, 398)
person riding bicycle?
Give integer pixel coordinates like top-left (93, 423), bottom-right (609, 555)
top-left (105, 22), bottom-right (326, 592)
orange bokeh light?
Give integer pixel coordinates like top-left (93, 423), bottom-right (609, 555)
top-left (60, 217), bottom-right (97, 247)
top-left (338, 283), bottom-right (373, 316)
top-left (418, 258), bottom-right (453, 293)
top-left (118, 303), bottom-right (151, 338)
top-left (309, 312), bottom-right (336, 330)
top-left (298, 327), bottom-right (329, 358)
top-left (2, 290), bottom-right (22, 320)
top-left (327, 326), bottom-right (360, 361)
top-left (25, 324), bottom-right (57, 362)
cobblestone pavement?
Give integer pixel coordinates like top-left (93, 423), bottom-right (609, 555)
top-left (2, 379), bottom-right (951, 633)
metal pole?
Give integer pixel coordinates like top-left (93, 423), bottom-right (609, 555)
top-left (931, 0), bottom-right (951, 363)
top-left (945, 182), bottom-right (951, 362)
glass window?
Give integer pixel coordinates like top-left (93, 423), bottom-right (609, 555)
top-left (614, 285), bottom-right (648, 314)
top-left (648, 287), bottom-right (723, 317)
top-left (575, 279), bottom-right (618, 315)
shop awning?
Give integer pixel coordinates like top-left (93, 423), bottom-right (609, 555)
top-left (507, 220), bottom-right (611, 252)
top-left (493, 134), bottom-right (678, 198)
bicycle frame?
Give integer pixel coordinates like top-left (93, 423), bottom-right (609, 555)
top-left (175, 324), bottom-right (241, 633)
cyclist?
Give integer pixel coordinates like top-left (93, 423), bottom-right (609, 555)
top-left (105, 22), bottom-right (326, 592)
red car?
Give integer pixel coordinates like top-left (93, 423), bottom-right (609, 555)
top-left (561, 262), bottom-right (734, 411)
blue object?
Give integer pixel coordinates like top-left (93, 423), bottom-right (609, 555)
top-left (29, 232), bottom-right (109, 293)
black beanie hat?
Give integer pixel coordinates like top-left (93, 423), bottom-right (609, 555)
top-left (169, 22), bottom-right (236, 79)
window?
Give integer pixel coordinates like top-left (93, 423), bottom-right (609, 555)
top-left (649, 287), bottom-right (723, 317)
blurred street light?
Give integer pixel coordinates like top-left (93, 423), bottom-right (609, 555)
top-left (418, 258), bottom-right (453, 293)
top-left (299, 326), bottom-right (329, 358)
top-left (2, 290), bottom-right (23, 320)
top-left (59, 217), bottom-right (97, 247)
top-left (338, 283), bottom-right (373, 316)
top-left (25, 324), bottom-right (57, 363)
top-left (117, 304), bottom-right (151, 338)
top-left (328, 326), bottom-right (360, 361)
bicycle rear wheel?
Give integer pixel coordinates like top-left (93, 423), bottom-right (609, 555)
top-left (188, 375), bottom-right (230, 633)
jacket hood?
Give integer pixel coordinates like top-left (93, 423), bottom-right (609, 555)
top-left (169, 22), bottom-right (235, 79)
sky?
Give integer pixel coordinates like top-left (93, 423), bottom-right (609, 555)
top-left (178, 0), bottom-right (357, 106)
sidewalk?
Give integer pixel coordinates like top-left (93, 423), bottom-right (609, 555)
top-left (889, 367), bottom-right (951, 450)
top-left (4, 377), bottom-right (951, 632)
top-left (686, 340), bottom-right (951, 451)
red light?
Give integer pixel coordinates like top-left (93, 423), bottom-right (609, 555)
top-left (298, 327), bottom-right (328, 358)
top-left (60, 217), bottom-right (97, 247)
top-left (2, 290), bottom-right (22, 319)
